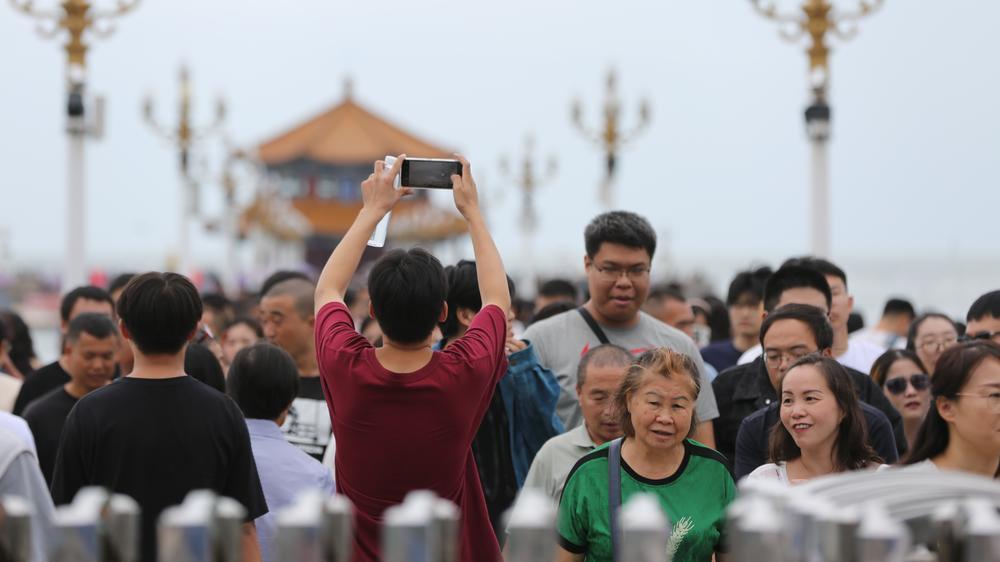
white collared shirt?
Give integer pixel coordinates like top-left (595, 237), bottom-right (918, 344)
top-left (522, 424), bottom-right (599, 500)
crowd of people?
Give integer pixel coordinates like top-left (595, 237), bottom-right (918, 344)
top-left (0, 155), bottom-right (998, 562)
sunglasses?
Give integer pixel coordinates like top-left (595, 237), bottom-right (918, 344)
top-left (885, 373), bottom-right (931, 395)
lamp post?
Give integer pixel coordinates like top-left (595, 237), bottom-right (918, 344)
top-left (9, 0), bottom-right (140, 289)
top-left (571, 69), bottom-right (650, 209)
top-left (499, 134), bottom-right (556, 297)
top-left (750, 0), bottom-right (883, 257)
top-left (142, 66), bottom-right (225, 277)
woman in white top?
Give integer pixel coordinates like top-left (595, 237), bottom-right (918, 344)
top-left (904, 341), bottom-right (1000, 478)
top-left (746, 355), bottom-right (884, 484)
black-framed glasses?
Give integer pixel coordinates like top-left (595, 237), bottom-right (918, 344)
top-left (885, 373), bottom-right (931, 396)
top-left (592, 264), bottom-right (650, 282)
top-left (960, 330), bottom-right (1000, 344)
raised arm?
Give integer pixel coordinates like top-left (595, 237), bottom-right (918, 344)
top-left (452, 156), bottom-right (511, 313)
top-left (314, 156), bottom-right (413, 314)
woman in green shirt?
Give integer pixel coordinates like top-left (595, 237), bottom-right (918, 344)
top-left (556, 348), bottom-right (735, 562)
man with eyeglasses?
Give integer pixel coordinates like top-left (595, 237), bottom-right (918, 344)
top-left (711, 266), bottom-right (903, 464)
top-left (965, 290), bottom-right (1000, 345)
top-left (728, 304), bottom-right (899, 479)
top-left (523, 211), bottom-right (720, 446)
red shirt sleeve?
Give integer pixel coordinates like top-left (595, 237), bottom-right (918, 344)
top-left (315, 301), bottom-right (370, 364)
top-left (441, 304), bottom-right (509, 385)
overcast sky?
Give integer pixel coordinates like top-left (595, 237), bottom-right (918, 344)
top-left (2, 1), bottom-right (998, 313)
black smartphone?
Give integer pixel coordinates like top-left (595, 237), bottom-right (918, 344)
top-left (401, 158), bottom-right (462, 189)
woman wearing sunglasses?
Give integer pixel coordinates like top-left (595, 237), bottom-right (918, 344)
top-left (871, 350), bottom-right (930, 451)
top-left (905, 341), bottom-right (1000, 478)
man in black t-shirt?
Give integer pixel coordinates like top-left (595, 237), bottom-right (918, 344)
top-left (259, 277), bottom-right (331, 461)
top-left (51, 272), bottom-right (267, 562)
top-left (13, 285), bottom-right (115, 415)
top-left (23, 313), bottom-right (117, 484)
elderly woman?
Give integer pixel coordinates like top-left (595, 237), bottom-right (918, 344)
top-left (745, 355), bottom-right (884, 484)
top-left (871, 349), bottom-right (931, 450)
top-left (905, 341), bottom-right (1000, 478)
top-left (556, 348), bottom-right (735, 562)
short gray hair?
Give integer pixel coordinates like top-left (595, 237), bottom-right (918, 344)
top-left (576, 344), bottom-right (632, 389)
top-left (263, 278), bottom-right (316, 320)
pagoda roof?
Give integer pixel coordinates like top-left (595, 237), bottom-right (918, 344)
top-left (257, 90), bottom-right (453, 167)
top-left (291, 198), bottom-right (467, 242)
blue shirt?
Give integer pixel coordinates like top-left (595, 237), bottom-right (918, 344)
top-left (246, 418), bottom-right (336, 562)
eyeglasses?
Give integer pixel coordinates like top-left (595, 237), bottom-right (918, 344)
top-left (764, 349), bottom-right (815, 369)
top-left (954, 391), bottom-right (1000, 413)
top-left (591, 264), bottom-right (650, 282)
top-left (917, 337), bottom-right (958, 352)
top-left (884, 373), bottom-right (931, 396)
top-left (960, 330), bottom-right (1000, 344)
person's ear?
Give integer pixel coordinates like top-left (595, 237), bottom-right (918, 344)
top-left (847, 295), bottom-right (855, 312)
top-left (438, 302), bottom-right (449, 323)
top-left (761, 310), bottom-right (768, 320)
top-left (118, 319), bottom-right (133, 341)
top-left (583, 255), bottom-right (592, 271)
top-left (369, 302), bottom-right (376, 321)
top-left (820, 347), bottom-right (833, 358)
top-left (456, 307), bottom-right (476, 328)
top-left (936, 396), bottom-right (958, 424)
top-left (307, 314), bottom-right (315, 328)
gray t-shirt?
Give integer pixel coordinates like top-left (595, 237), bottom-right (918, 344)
top-left (523, 309), bottom-right (719, 429)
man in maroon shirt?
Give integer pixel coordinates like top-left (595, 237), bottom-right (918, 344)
top-left (313, 155), bottom-right (511, 562)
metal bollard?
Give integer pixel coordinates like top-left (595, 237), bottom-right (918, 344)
top-left (158, 490), bottom-right (247, 562)
top-left (730, 496), bottom-right (785, 562)
top-left (618, 493), bottom-right (670, 562)
top-left (955, 498), bottom-right (1000, 562)
top-left (275, 490), bottom-right (354, 562)
top-left (815, 504), bottom-right (859, 562)
top-left (430, 498), bottom-right (459, 562)
top-left (0, 496), bottom-right (32, 562)
top-left (504, 489), bottom-right (557, 562)
top-left (856, 502), bottom-right (909, 562)
top-left (382, 491), bottom-right (435, 562)
top-left (48, 486), bottom-right (140, 562)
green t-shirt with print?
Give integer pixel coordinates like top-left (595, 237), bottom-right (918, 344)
top-left (557, 439), bottom-right (735, 562)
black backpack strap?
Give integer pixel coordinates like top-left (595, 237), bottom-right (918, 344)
top-left (577, 307), bottom-right (611, 345)
top-left (607, 437), bottom-right (623, 561)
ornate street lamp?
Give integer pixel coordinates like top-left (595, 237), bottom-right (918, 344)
top-left (9, 0), bottom-right (140, 289)
top-left (750, 0), bottom-right (884, 257)
top-left (142, 65), bottom-right (226, 277)
top-left (499, 134), bottom-right (556, 296)
top-left (571, 69), bottom-right (651, 209)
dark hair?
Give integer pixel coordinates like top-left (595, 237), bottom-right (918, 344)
top-left (0, 311), bottom-right (36, 376)
top-left (201, 293), bottom-right (232, 313)
top-left (905, 313), bottom-right (958, 352)
top-left (905, 342), bottom-right (1000, 469)
top-left (703, 295), bottom-right (731, 343)
top-left (781, 256), bottom-right (848, 291)
top-left (647, 285), bottom-right (685, 304)
top-left (108, 273), bottom-right (137, 296)
top-left (615, 348), bottom-right (701, 438)
top-left (117, 272), bottom-right (203, 355)
top-left (576, 344), bottom-right (632, 389)
top-left (440, 260), bottom-right (515, 339)
top-left (224, 317), bottom-right (263, 340)
top-left (726, 266), bottom-right (773, 306)
top-left (967, 290), bottom-right (1000, 323)
top-left (60, 286), bottom-right (114, 322)
top-left (883, 298), bottom-right (916, 319)
top-left (538, 279), bottom-right (577, 303)
top-left (259, 270), bottom-right (312, 299)
top-left (184, 343), bottom-right (226, 393)
top-left (760, 303), bottom-right (834, 350)
top-left (368, 248), bottom-right (448, 344)
top-left (227, 343), bottom-right (300, 420)
top-left (762, 266), bottom-right (832, 313)
top-left (870, 349), bottom-right (927, 387)
top-left (584, 211), bottom-right (656, 259)
top-left (769, 355), bottom-right (882, 470)
top-left (847, 312), bottom-right (865, 334)
top-left (65, 313), bottom-right (118, 345)
top-left (531, 301), bottom-right (576, 324)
